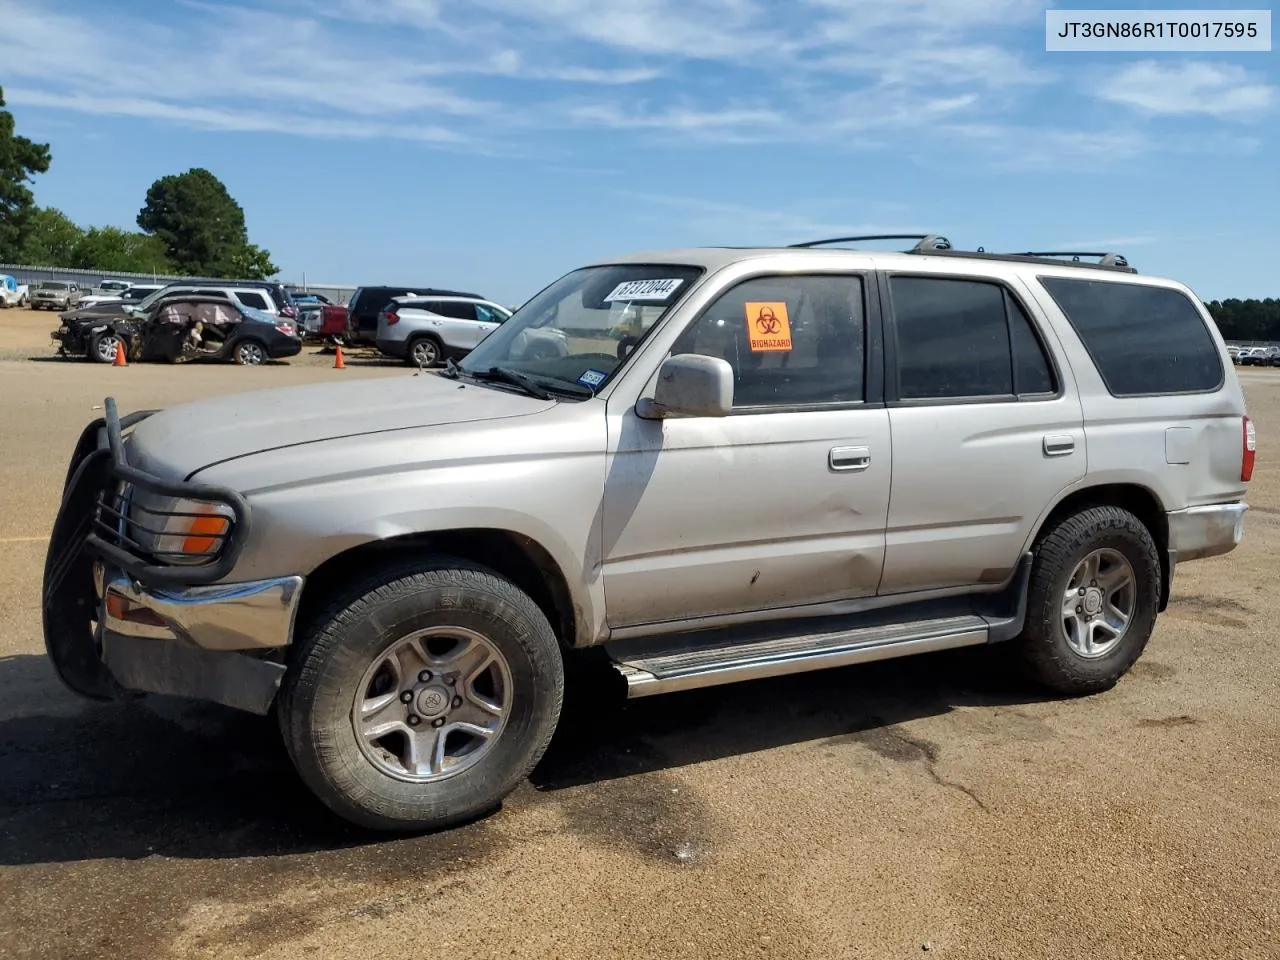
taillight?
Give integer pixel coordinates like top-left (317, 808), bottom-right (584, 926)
top-left (384, 310), bottom-right (399, 326)
top-left (281, 305), bottom-right (297, 319)
top-left (1242, 415), bottom-right (1256, 482)
top-left (275, 323), bottom-right (294, 335)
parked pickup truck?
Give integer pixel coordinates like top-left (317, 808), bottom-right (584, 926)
top-left (42, 236), bottom-right (1252, 834)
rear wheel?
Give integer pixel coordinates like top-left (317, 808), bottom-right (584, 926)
top-left (234, 339), bottom-right (267, 365)
top-left (90, 331), bottom-right (124, 364)
top-left (277, 558), bottom-right (564, 832)
top-left (1014, 506), bottom-right (1161, 695)
top-left (407, 336), bottom-right (441, 367)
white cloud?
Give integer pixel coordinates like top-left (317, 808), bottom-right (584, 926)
top-left (2, 0), bottom-right (1268, 161)
top-left (1095, 62), bottom-right (1276, 119)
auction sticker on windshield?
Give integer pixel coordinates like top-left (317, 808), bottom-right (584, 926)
top-left (746, 302), bottom-right (792, 352)
top-left (604, 278), bottom-right (685, 302)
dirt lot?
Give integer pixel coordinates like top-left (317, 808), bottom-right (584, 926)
top-left (0, 343), bottom-right (1278, 960)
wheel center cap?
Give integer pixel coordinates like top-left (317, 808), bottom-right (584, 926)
top-left (415, 685), bottom-right (451, 719)
top-left (1083, 588), bottom-right (1104, 616)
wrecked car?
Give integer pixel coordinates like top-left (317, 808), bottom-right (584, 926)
top-left (52, 295), bottom-right (302, 365)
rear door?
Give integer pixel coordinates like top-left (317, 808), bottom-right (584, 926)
top-left (878, 269), bottom-right (1086, 595)
top-left (429, 301), bottom-right (488, 349)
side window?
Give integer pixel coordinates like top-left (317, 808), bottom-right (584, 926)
top-left (236, 291), bottom-right (270, 310)
top-left (431, 301), bottom-right (479, 321)
top-left (890, 276), bottom-right (1057, 401)
top-left (1038, 276), bottom-right (1223, 396)
top-left (1007, 293), bottom-right (1056, 395)
top-left (892, 277), bottom-right (1011, 400)
top-left (671, 274), bottom-right (865, 408)
top-left (475, 304), bottom-right (506, 324)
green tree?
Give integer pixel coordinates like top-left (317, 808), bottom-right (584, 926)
top-left (136, 167), bottom-right (277, 278)
top-left (16, 206), bottom-right (84, 266)
top-left (71, 226), bottom-right (174, 274)
top-left (0, 86), bottom-right (53, 260)
top-left (1206, 298), bottom-right (1280, 342)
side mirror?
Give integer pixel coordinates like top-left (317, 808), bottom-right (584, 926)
top-left (636, 354), bottom-right (734, 419)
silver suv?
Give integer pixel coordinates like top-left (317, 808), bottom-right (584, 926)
top-left (375, 295), bottom-right (513, 366)
top-left (31, 280), bottom-right (83, 310)
top-left (43, 235), bottom-right (1252, 833)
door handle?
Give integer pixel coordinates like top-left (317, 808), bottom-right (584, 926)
top-left (830, 445), bottom-right (871, 472)
top-left (1043, 435), bottom-right (1075, 457)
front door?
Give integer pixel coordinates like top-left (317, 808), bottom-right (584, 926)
top-left (601, 272), bottom-right (892, 629)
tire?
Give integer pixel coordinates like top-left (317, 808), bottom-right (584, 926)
top-left (89, 331), bottom-right (124, 364)
top-left (407, 336), bottom-right (441, 367)
top-left (233, 339), bottom-right (267, 365)
top-left (1014, 506), bottom-right (1161, 695)
top-left (277, 557), bottom-right (565, 832)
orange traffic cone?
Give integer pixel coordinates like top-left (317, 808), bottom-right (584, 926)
top-left (112, 340), bottom-right (127, 367)
top-left (333, 346), bottom-right (345, 369)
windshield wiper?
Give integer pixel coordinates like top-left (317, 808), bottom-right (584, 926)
top-left (472, 366), bottom-right (553, 400)
top-left (471, 366), bottom-right (595, 400)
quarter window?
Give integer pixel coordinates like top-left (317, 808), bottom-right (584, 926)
top-left (236, 292), bottom-right (270, 310)
top-left (671, 275), bottom-right (865, 408)
top-left (1039, 276), bottom-right (1223, 396)
top-left (890, 276), bottom-right (1056, 401)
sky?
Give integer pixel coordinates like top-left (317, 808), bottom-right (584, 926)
top-left (2, 0), bottom-right (1276, 303)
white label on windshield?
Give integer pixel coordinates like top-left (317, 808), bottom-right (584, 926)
top-left (604, 278), bottom-right (685, 302)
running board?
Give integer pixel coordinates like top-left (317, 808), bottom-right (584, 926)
top-left (610, 614), bottom-right (990, 699)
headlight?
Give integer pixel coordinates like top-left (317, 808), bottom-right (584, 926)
top-left (129, 495), bottom-right (235, 565)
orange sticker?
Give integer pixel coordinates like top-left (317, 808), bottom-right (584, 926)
top-left (745, 301), bottom-right (792, 352)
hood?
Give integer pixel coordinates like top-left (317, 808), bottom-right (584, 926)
top-left (124, 372), bottom-right (557, 478)
top-left (64, 302), bottom-right (130, 320)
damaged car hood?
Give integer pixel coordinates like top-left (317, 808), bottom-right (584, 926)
top-left (123, 373), bottom-right (557, 479)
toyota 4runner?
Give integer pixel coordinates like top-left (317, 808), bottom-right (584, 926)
top-left (42, 235), bottom-right (1252, 832)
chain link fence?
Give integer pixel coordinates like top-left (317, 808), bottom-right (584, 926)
top-left (0, 263), bottom-right (356, 306)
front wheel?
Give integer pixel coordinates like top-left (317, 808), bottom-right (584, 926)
top-left (277, 558), bottom-right (565, 832)
top-left (90, 331), bottom-right (124, 364)
top-left (1014, 506), bottom-right (1161, 695)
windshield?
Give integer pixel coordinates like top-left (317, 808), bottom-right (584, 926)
top-left (458, 264), bottom-right (703, 392)
top-left (131, 286), bottom-right (188, 311)
top-left (40, 282), bottom-right (69, 290)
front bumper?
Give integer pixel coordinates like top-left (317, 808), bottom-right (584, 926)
top-left (42, 397), bottom-right (302, 715)
top-left (1167, 502), bottom-right (1248, 563)
top-left (95, 566), bottom-right (303, 714)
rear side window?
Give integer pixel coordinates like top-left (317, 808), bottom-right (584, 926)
top-left (1039, 277), bottom-right (1224, 396)
top-left (890, 276), bottom-right (1057, 401)
top-left (236, 291), bottom-right (270, 310)
top-left (429, 301), bottom-right (477, 321)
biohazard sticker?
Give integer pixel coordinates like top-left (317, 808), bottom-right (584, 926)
top-left (745, 301), bottom-right (792, 352)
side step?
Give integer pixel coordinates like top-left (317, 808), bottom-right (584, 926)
top-left (610, 614), bottom-right (990, 699)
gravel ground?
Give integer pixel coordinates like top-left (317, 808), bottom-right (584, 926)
top-left (0, 356), bottom-right (1277, 960)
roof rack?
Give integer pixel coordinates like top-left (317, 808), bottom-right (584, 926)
top-left (787, 234), bottom-right (953, 253)
top-left (1008, 251), bottom-right (1130, 268)
top-left (780, 234), bottom-right (1138, 273)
